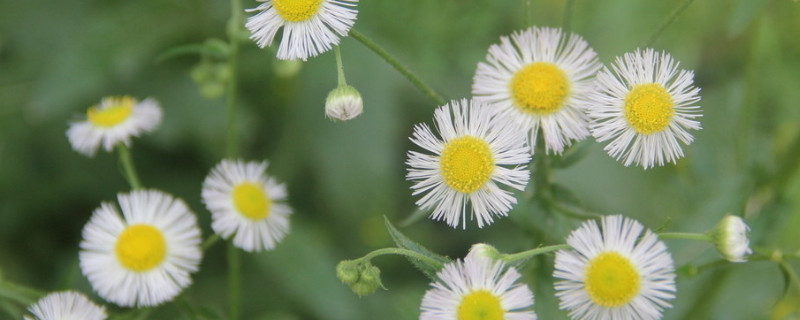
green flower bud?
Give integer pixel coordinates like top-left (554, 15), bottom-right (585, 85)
top-left (325, 85), bottom-right (363, 121)
top-left (467, 243), bottom-right (501, 261)
top-left (709, 215), bottom-right (752, 263)
top-left (273, 59), bottom-right (303, 78)
top-left (336, 260), bottom-right (360, 285)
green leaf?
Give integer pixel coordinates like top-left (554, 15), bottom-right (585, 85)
top-left (383, 216), bottom-right (451, 280)
top-left (156, 38), bottom-right (230, 62)
top-left (549, 140), bottom-right (591, 169)
top-left (778, 261), bottom-right (798, 298)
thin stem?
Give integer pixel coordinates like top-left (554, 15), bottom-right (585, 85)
top-left (533, 132), bottom-right (550, 201)
top-left (360, 248), bottom-right (444, 270)
top-left (562, 0), bottom-right (576, 33)
top-left (0, 280), bottom-right (44, 305)
top-left (227, 243), bottom-right (241, 320)
top-left (644, 0), bottom-right (696, 47)
top-left (334, 46), bottom-right (347, 86)
top-left (548, 198), bottom-right (603, 220)
top-left (225, 0), bottom-right (243, 159)
top-left (348, 29), bottom-right (446, 106)
top-left (202, 234), bottom-right (221, 251)
top-left (658, 232), bottom-right (711, 242)
top-left (525, 0), bottom-right (533, 26)
top-left (117, 144), bottom-right (142, 189)
top-left (501, 244), bottom-right (571, 263)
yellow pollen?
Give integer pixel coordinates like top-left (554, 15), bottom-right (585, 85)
top-left (273, 0), bottom-right (324, 22)
top-left (585, 251), bottom-right (641, 307)
top-left (232, 182), bottom-right (272, 220)
top-left (87, 96), bottom-right (136, 128)
top-left (115, 224), bottom-right (167, 272)
top-left (440, 136), bottom-right (494, 194)
top-left (624, 83), bottom-right (675, 134)
top-left (510, 62), bottom-right (570, 115)
top-left (457, 290), bottom-right (504, 320)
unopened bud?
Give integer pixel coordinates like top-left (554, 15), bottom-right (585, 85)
top-left (336, 260), bottom-right (360, 285)
top-left (325, 85), bottom-right (363, 121)
top-left (467, 243), bottom-right (501, 261)
top-left (709, 215), bottom-right (752, 263)
top-left (273, 59), bottom-right (302, 78)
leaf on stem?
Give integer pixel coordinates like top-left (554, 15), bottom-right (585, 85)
top-left (384, 216), bottom-right (451, 280)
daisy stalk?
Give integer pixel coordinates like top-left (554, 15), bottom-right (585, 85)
top-left (225, 0), bottom-right (243, 318)
top-left (117, 144), bottom-right (142, 190)
top-left (348, 29), bottom-right (446, 106)
top-left (644, 0), bottom-right (696, 47)
top-left (357, 247), bottom-right (445, 270)
top-left (500, 244), bottom-right (571, 264)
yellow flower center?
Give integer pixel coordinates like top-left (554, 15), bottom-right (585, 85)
top-left (510, 62), bottom-right (570, 115)
top-left (440, 136), bottom-right (495, 194)
top-left (87, 96), bottom-right (136, 128)
top-left (457, 290), bottom-right (504, 320)
top-left (115, 224), bottom-right (167, 272)
top-left (585, 251), bottom-right (641, 307)
top-left (624, 83), bottom-right (675, 134)
top-left (273, 0), bottom-right (324, 22)
top-left (232, 182), bottom-right (272, 220)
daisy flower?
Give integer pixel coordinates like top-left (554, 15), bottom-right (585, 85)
top-left (246, 0), bottom-right (358, 61)
top-left (553, 215), bottom-right (676, 320)
top-left (202, 159), bottom-right (292, 252)
top-left (420, 252), bottom-right (536, 320)
top-left (587, 48), bottom-right (702, 169)
top-left (472, 26), bottom-right (601, 154)
top-left (24, 291), bottom-right (106, 320)
top-left (79, 190), bottom-right (202, 307)
top-left (406, 99), bottom-right (530, 229)
top-left (66, 96), bottom-right (162, 157)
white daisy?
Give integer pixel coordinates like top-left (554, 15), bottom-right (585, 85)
top-left (587, 48), bottom-right (702, 169)
top-left (66, 96), bottom-right (163, 157)
top-left (472, 26), bottom-right (601, 154)
top-left (202, 159), bottom-right (292, 252)
top-left (711, 215), bottom-right (752, 263)
top-left (246, 0), bottom-right (358, 61)
top-left (24, 291), bottom-right (106, 320)
top-left (406, 98), bottom-right (530, 229)
top-left (553, 215), bottom-right (676, 320)
top-left (420, 251), bottom-right (536, 320)
top-left (79, 190), bottom-right (202, 307)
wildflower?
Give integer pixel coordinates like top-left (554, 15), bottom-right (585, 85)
top-left (710, 215), bottom-right (752, 262)
top-left (202, 159), bottom-right (292, 252)
top-left (587, 48), bottom-right (702, 169)
top-left (406, 99), bottom-right (530, 229)
top-left (472, 26), bottom-right (601, 154)
top-left (79, 190), bottom-right (202, 307)
top-left (67, 96), bottom-right (162, 157)
top-left (420, 253), bottom-right (536, 320)
top-left (246, 0), bottom-right (358, 61)
top-left (325, 85), bottom-right (363, 121)
top-left (554, 215), bottom-right (676, 320)
top-left (24, 291), bottom-right (106, 320)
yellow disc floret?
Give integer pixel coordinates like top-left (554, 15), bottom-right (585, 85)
top-left (232, 182), bottom-right (272, 220)
top-left (273, 0), bottom-right (324, 22)
top-left (87, 96), bottom-right (136, 128)
top-left (624, 83), bottom-right (674, 134)
top-left (440, 136), bottom-right (495, 194)
top-left (585, 251), bottom-right (641, 307)
top-left (510, 62), bottom-right (570, 115)
top-left (115, 224), bottom-right (167, 272)
top-left (457, 290), bottom-right (504, 320)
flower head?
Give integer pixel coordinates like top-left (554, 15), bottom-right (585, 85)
top-left (710, 215), bottom-right (752, 263)
top-left (246, 0), bottom-right (358, 61)
top-left (79, 190), bottom-right (202, 307)
top-left (587, 48), bottom-right (702, 169)
top-left (24, 291), bottom-right (106, 320)
top-left (67, 96), bottom-right (163, 157)
top-left (202, 159), bottom-right (292, 252)
top-left (406, 99), bottom-right (531, 229)
top-left (420, 253), bottom-right (536, 320)
top-left (554, 215), bottom-right (676, 320)
top-left (325, 85), bottom-right (363, 121)
top-left (472, 26), bottom-right (601, 154)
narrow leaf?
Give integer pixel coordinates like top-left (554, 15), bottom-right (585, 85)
top-left (384, 216), bottom-right (451, 279)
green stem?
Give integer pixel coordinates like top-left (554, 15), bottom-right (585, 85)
top-left (360, 248), bottom-right (444, 270)
top-left (533, 132), bottom-right (550, 201)
top-left (117, 144), bottom-right (142, 189)
top-left (0, 281), bottom-right (44, 305)
top-left (525, 0), bottom-right (533, 26)
top-left (334, 46), bottom-right (347, 86)
top-left (202, 234), bottom-right (221, 251)
top-left (644, 0), bottom-right (696, 47)
top-left (547, 199), bottom-right (603, 220)
top-left (658, 232), bottom-right (712, 242)
top-left (348, 29), bottom-right (446, 106)
top-left (501, 244), bottom-right (571, 263)
top-left (225, 0), bottom-right (242, 159)
top-left (562, 0), bottom-right (576, 33)
top-left (227, 243), bottom-right (241, 320)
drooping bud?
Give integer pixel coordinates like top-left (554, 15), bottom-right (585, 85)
top-left (709, 215), bottom-right (752, 263)
top-left (335, 260), bottom-right (384, 297)
top-left (336, 260), bottom-right (360, 285)
top-left (325, 85), bottom-right (363, 121)
top-left (467, 243), bottom-right (501, 261)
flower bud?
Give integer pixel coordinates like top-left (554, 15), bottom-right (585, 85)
top-left (325, 85), bottom-right (363, 121)
top-left (352, 264), bottom-right (383, 297)
top-left (709, 215), bottom-right (752, 263)
top-left (467, 243), bottom-right (501, 261)
top-left (273, 59), bottom-right (303, 78)
top-left (336, 260), bottom-right (360, 285)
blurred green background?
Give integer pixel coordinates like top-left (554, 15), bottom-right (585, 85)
top-left (2, 0), bottom-right (800, 319)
